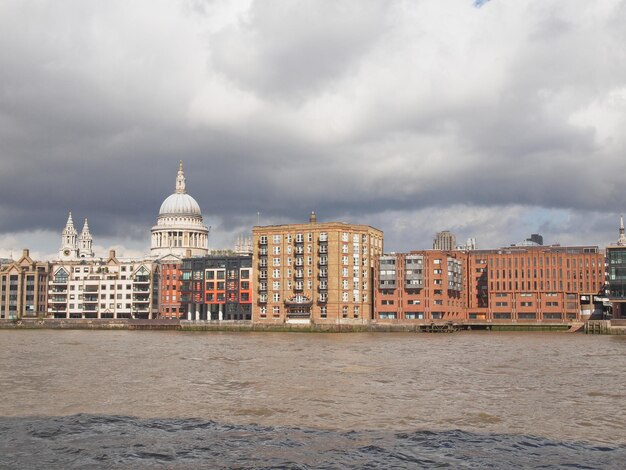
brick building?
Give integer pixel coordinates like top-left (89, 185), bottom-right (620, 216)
top-left (375, 250), bottom-right (466, 322)
top-left (252, 213), bottom-right (384, 325)
top-left (154, 255), bottom-right (184, 318)
top-left (466, 245), bottom-right (604, 322)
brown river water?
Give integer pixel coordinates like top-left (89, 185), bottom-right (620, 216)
top-left (1, 330), bottom-right (625, 468)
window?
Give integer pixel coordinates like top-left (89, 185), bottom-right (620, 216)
top-left (272, 306), bottom-right (280, 316)
top-left (320, 306), bottom-right (327, 318)
top-left (273, 246), bottom-right (281, 255)
top-left (273, 293), bottom-right (280, 302)
top-left (273, 234), bottom-right (281, 244)
top-left (433, 269), bottom-right (442, 274)
top-left (342, 306), bottom-right (348, 317)
top-left (272, 269), bottom-right (280, 278)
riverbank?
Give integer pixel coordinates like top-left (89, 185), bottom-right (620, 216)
top-left (0, 318), bottom-right (596, 333)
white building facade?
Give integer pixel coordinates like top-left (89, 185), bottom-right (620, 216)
top-left (48, 250), bottom-right (155, 319)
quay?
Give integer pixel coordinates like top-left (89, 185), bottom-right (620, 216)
top-left (0, 318), bottom-right (601, 333)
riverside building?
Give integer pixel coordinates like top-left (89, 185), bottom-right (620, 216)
top-left (0, 249), bottom-right (49, 320)
top-left (180, 254), bottom-right (253, 320)
top-left (374, 250), bottom-right (466, 322)
top-left (150, 160), bottom-right (210, 317)
top-left (466, 245), bottom-right (604, 322)
top-left (48, 250), bottom-right (156, 319)
top-left (252, 213), bottom-right (384, 325)
top-left (606, 216), bottom-right (626, 319)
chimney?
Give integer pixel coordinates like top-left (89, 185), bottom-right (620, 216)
top-left (22, 248), bottom-right (29, 258)
top-left (309, 211), bottom-right (317, 224)
top-left (109, 249), bottom-right (116, 259)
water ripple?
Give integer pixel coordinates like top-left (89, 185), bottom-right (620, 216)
top-left (1, 415), bottom-right (625, 469)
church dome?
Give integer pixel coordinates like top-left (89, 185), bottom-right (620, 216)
top-left (157, 160), bottom-right (203, 219)
top-left (159, 193), bottom-right (202, 217)
top-left (151, 160), bottom-right (209, 259)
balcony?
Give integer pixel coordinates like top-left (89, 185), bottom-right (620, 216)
top-left (318, 283), bottom-right (328, 291)
top-left (134, 276), bottom-right (150, 284)
top-left (319, 246), bottom-right (328, 254)
top-left (295, 270), bottom-right (304, 279)
top-left (319, 258), bottom-right (328, 266)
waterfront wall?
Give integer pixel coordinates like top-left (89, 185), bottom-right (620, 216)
top-left (0, 318), bottom-right (582, 332)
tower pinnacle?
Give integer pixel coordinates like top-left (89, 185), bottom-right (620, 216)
top-left (176, 160), bottom-right (186, 194)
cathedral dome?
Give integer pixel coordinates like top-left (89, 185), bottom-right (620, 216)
top-left (151, 160), bottom-right (209, 259)
top-left (159, 193), bottom-right (202, 217)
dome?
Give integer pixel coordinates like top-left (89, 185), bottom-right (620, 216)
top-left (159, 193), bottom-right (202, 217)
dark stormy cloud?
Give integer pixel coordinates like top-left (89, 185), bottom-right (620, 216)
top-left (1, 0), bottom-right (625, 259)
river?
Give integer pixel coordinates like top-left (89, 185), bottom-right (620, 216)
top-left (0, 330), bottom-right (624, 468)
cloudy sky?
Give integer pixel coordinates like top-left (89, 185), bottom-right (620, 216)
top-left (1, 0), bottom-right (625, 260)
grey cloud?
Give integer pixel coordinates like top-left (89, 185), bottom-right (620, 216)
top-left (0, 0), bottom-right (625, 254)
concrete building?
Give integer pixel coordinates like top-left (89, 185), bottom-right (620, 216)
top-left (374, 250), bottom-right (466, 322)
top-left (252, 213), bottom-right (384, 325)
top-left (433, 231), bottom-right (456, 251)
top-left (180, 254), bottom-right (252, 321)
top-left (151, 160), bottom-right (209, 258)
top-left (48, 250), bottom-right (155, 319)
top-left (0, 249), bottom-right (49, 320)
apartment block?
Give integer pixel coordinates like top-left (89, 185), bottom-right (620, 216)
top-left (374, 250), bottom-right (467, 322)
top-left (180, 255), bottom-right (253, 321)
top-left (155, 256), bottom-right (184, 318)
top-left (0, 249), bottom-right (49, 320)
top-left (48, 250), bottom-right (155, 319)
top-left (252, 213), bottom-right (384, 324)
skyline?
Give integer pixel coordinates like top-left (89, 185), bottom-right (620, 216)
top-left (1, 0), bottom-right (626, 259)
